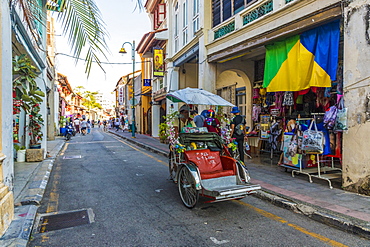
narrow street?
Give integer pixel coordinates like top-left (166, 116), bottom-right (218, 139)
top-left (28, 129), bottom-right (369, 247)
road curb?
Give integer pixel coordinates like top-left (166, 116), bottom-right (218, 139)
top-left (20, 159), bottom-right (54, 206)
top-left (254, 189), bottom-right (370, 239)
top-left (111, 131), bottom-right (370, 239)
top-left (109, 131), bottom-right (169, 157)
top-left (0, 140), bottom-right (66, 247)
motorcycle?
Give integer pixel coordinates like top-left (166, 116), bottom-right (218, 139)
top-left (65, 125), bottom-right (74, 141)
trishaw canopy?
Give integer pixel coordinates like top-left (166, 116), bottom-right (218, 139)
top-left (166, 87), bottom-right (235, 107)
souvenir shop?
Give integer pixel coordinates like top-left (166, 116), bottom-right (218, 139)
top-left (247, 20), bottom-right (345, 188)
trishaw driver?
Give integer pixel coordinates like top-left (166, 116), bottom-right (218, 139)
top-left (173, 105), bottom-right (196, 136)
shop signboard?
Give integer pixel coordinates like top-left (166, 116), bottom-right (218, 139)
top-left (153, 48), bottom-right (164, 77)
top-left (118, 86), bottom-right (124, 105)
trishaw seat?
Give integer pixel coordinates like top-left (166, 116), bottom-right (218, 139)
top-left (184, 149), bottom-right (236, 179)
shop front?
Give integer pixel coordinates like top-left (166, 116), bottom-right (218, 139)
top-left (209, 17), bottom-right (345, 189)
top-left (249, 20), bottom-right (344, 188)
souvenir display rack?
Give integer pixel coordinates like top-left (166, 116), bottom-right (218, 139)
top-left (250, 80), bottom-right (345, 188)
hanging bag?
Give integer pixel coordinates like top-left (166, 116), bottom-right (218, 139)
top-left (301, 120), bottom-right (324, 154)
top-left (323, 104), bottom-right (338, 130)
top-left (335, 97), bottom-right (348, 130)
top-left (288, 134), bottom-right (298, 157)
top-left (282, 91), bottom-right (294, 106)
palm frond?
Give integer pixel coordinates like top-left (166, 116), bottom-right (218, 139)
top-left (58, 0), bottom-right (108, 76)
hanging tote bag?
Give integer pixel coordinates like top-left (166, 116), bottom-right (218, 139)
top-left (335, 97), bottom-right (348, 130)
top-left (301, 120), bottom-right (324, 154)
top-left (288, 134), bottom-right (298, 157)
top-left (323, 104), bottom-right (338, 130)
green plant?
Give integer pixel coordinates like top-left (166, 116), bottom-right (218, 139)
top-left (159, 123), bottom-right (169, 141)
top-left (59, 116), bottom-right (67, 128)
top-left (13, 55), bottom-right (45, 146)
top-left (14, 145), bottom-right (26, 151)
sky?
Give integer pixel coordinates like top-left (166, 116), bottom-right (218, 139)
top-left (53, 0), bottom-right (151, 97)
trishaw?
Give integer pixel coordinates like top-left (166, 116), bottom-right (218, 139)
top-left (166, 88), bottom-right (261, 208)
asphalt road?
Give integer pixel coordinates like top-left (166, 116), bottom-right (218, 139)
top-left (28, 129), bottom-right (370, 247)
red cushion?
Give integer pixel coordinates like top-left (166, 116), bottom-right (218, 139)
top-left (184, 149), bottom-right (236, 179)
top-left (201, 170), bottom-right (235, 179)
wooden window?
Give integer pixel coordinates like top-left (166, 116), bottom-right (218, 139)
top-left (154, 3), bottom-right (166, 30)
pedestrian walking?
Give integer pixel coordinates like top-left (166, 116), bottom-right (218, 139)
top-left (114, 118), bottom-right (120, 131)
top-left (87, 120), bottom-right (91, 134)
top-left (80, 118), bottom-right (87, 135)
top-left (123, 115), bottom-right (129, 132)
top-left (91, 119), bottom-right (95, 128)
top-left (73, 118), bottom-right (80, 133)
top-left (103, 119), bottom-right (107, 131)
top-left (230, 106), bottom-right (247, 163)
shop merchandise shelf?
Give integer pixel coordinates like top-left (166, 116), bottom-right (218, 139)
top-left (291, 154), bottom-right (342, 189)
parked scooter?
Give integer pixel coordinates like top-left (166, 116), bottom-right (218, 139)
top-left (65, 125), bottom-right (74, 141)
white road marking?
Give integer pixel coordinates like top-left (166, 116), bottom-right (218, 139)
top-left (210, 237), bottom-right (230, 245)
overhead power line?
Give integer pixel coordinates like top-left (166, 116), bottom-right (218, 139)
top-left (55, 53), bottom-right (151, 65)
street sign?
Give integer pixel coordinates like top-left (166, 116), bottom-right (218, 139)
top-left (129, 98), bottom-right (138, 106)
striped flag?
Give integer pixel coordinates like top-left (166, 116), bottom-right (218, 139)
top-left (263, 20), bottom-right (340, 92)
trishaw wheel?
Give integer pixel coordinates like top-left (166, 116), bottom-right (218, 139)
top-left (169, 151), bottom-right (177, 181)
top-left (178, 166), bottom-right (199, 208)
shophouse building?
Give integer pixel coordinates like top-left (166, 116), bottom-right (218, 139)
top-left (1, 0), bottom-right (51, 235)
top-left (137, 29), bottom-right (167, 135)
top-left (56, 73), bottom-right (74, 126)
top-left (0, 1), bottom-right (15, 235)
top-left (139, 0), bottom-right (168, 137)
top-left (158, 0), bottom-right (369, 194)
top-left (113, 71), bottom-right (141, 132)
top-left (165, 0), bottom-right (203, 105)
top-left (46, 13), bottom-right (58, 141)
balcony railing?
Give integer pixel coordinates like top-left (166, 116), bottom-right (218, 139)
top-left (243, 0), bottom-right (273, 25)
top-left (211, 0), bottom-right (299, 42)
top-left (214, 20), bottom-right (235, 40)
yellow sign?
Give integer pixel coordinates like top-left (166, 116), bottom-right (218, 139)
top-left (153, 48), bottom-right (164, 77)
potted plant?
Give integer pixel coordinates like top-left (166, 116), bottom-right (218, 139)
top-left (159, 123), bottom-right (169, 143)
top-left (59, 116), bottom-right (67, 136)
top-left (28, 103), bottom-right (44, 148)
top-left (14, 145), bottom-right (26, 162)
top-left (12, 55), bottom-right (45, 149)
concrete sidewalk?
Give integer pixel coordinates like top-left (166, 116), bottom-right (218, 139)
top-left (0, 137), bottom-right (66, 247)
top-left (108, 129), bottom-right (370, 239)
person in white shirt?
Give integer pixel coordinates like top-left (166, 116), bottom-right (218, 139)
top-left (114, 118), bottom-right (120, 131)
top-left (73, 118), bottom-right (80, 133)
top-left (80, 118), bottom-right (88, 135)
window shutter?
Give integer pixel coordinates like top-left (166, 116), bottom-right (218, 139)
top-left (212, 0), bottom-right (221, 27)
top-left (234, 0), bottom-right (244, 14)
top-left (222, 0), bottom-right (232, 21)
